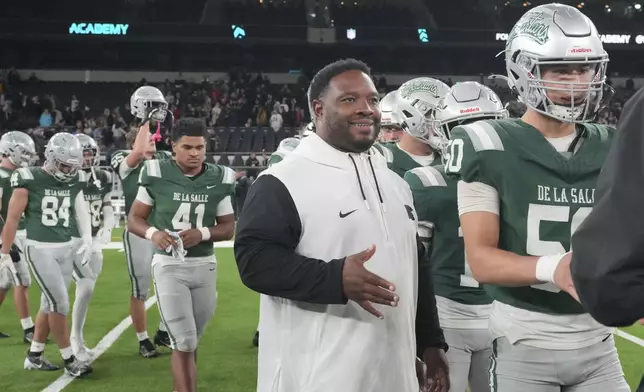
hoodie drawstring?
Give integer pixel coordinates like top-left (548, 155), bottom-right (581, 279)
top-left (348, 154), bottom-right (386, 212)
top-left (348, 155), bottom-right (370, 211)
top-left (367, 156), bottom-right (386, 212)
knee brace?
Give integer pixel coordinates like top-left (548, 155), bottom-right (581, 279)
top-left (173, 332), bottom-right (198, 353)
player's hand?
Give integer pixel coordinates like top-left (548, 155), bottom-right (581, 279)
top-left (76, 241), bottom-right (93, 266)
top-left (151, 231), bottom-right (177, 252)
top-left (342, 245), bottom-right (398, 319)
top-left (178, 229), bottom-right (203, 249)
top-left (0, 253), bottom-right (18, 278)
top-left (421, 348), bottom-right (450, 392)
top-left (96, 227), bottom-right (112, 245)
top-left (553, 253), bottom-right (579, 302)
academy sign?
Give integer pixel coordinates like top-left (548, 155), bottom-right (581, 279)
top-left (495, 32), bottom-right (644, 45)
top-left (68, 23), bottom-right (130, 36)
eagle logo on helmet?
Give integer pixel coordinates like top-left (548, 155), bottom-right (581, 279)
top-left (400, 81), bottom-right (441, 100)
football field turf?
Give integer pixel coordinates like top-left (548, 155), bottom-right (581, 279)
top-left (0, 230), bottom-right (642, 391)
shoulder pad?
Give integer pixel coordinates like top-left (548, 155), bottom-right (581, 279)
top-left (585, 123), bottom-right (614, 142)
top-left (221, 166), bottom-right (236, 185)
top-left (145, 159), bottom-right (162, 178)
top-left (16, 167), bottom-right (34, 180)
top-left (405, 166), bottom-right (447, 188)
top-left (277, 137), bottom-right (300, 153)
top-left (78, 170), bottom-right (89, 182)
top-left (0, 168), bottom-right (10, 179)
top-left (110, 150), bottom-right (129, 170)
top-left (374, 143), bottom-right (394, 163)
top-left (454, 120), bottom-right (505, 152)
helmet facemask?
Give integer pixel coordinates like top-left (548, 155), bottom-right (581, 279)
top-left (398, 103), bottom-right (446, 151)
top-left (508, 51), bottom-right (610, 123)
top-left (82, 147), bottom-right (99, 169)
top-left (45, 158), bottom-right (80, 183)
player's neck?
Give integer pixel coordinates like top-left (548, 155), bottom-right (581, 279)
top-left (176, 161), bottom-right (202, 176)
top-left (398, 134), bottom-right (433, 156)
top-left (0, 159), bottom-right (17, 171)
top-left (522, 110), bottom-right (576, 139)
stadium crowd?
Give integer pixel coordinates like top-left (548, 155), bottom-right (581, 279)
top-left (0, 68), bottom-right (638, 170)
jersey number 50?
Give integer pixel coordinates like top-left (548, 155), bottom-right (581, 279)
top-left (444, 139), bottom-right (464, 173)
top-left (527, 203), bottom-right (591, 293)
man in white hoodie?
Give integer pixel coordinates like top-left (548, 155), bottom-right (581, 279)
top-left (235, 58), bottom-right (449, 392)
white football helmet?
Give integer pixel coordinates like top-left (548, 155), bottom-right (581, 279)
top-left (498, 3), bottom-right (610, 123)
top-left (76, 134), bottom-right (100, 169)
top-left (380, 91), bottom-right (400, 129)
top-left (435, 82), bottom-right (509, 140)
top-left (44, 133), bottom-right (83, 182)
top-left (130, 86), bottom-right (169, 123)
top-left (0, 131), bottom-right (37, 168)
top-left (394, 77), bottom-right (450, 150)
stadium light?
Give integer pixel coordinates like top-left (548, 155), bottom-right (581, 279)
top-left (635, 3), bottom-right (642, 10)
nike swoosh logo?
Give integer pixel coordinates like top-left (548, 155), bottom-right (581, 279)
top-left (209, 267), bottom-right (216, 271)
top-left (339, 209), bottom-right (357, 218)
top-left (207, 185), bottom-right (216, 189)
top-left (68, 184), bottom-right (75, 187)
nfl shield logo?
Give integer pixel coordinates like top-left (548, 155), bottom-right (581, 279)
top-left (346, 28), bottom-right (356, 40)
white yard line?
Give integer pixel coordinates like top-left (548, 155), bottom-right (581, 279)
top-left (41, 296), bottom-right (158, 392)
top-left (615, 329), bottom-right (644, 348)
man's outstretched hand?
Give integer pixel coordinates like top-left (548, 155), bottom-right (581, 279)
top-left (342, 245), bottom-right (399, 319)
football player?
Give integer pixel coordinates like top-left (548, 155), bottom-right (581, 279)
top-left (2, 133), bottom-right (92, 377)
top-left (128, 117), bottom-right (235, 392)
top-left (373, 77), bottom-right (450, 177)
top-left (0, 131), bottom-right (38, 342)
top-left (445, 4), bottom-right (629, 391)
top-left (378, 90), bottom-right (403, 142)
top-left (404, 81), bottom-right (508, 392)
top-left (69, 134), bottom-right (114, 361)
top-left (110, 86), bottom-right (173, 358)
top-left (266, 121), bottom-right (315, 167)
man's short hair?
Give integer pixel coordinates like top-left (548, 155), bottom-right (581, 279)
top-left (171, 117), bottom-right (208, 143)
top-left (307, 58), bottom-right (371, 119)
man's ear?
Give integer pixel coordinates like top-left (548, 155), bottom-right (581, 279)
top-left (312, 99), bottom-right (323, 121)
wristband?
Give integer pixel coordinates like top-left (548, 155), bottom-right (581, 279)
top-left (199, 227), bottom-right (211, 241)
top-left (535, 253), bottom-right (568, 283)
top-left (145, 227), bottom-right (159, 241)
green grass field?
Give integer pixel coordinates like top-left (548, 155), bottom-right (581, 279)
top-left (0, 228), bottom-right (642, 391)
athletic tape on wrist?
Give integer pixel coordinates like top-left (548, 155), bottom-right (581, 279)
top-left (536, 253), bottom-right (567, 283)
top-left (145, 227), bottom-right (159, 241)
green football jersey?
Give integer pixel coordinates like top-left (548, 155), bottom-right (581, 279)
top-left (110, 150), bottom-right (172, 215)
top-left (373, 142), bottom-right (441, 178)
top-left (404, 165), bottom-right (492, 306)
top-left (69, 169), bottom-right (114, 238)
top-left (11, 167), bottom-right (87, 243)
top-left (444, 118), bottom-right (614, 315)
top-left (268, 137), bottom-right (301, 167)
top-left (0, 167), bottom-right (25, 231)
top-left (140, 160), bottom-right (236, 258)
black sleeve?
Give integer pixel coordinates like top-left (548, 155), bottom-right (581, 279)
top-left (234, 174), bottom-right (348, 304)
top-left (570, 87), bottom-right (644, 327)
top-left (415, 235), bottom-right (448, 356)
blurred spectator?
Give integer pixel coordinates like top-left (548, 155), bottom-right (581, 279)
top-left (270, 109), bottom-right (283, 132)
top-left (39, 109), bottom-right (53, 127)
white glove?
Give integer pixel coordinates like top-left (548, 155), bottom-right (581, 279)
top-left (0, 253), bottom-right (18, 282)
top-left (76, 239), bottom-right (93, 266)
top-left (96, 227), bottom-right (112, 245)
top-left (164, 230), bottom-right (187, 262)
